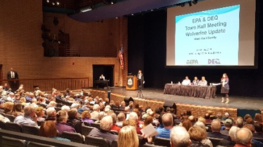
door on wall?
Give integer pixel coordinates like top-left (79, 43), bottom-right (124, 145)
top-left (93, 65), bottom-right (114, 87)
top-left (0, 64), bottom-right (2, 85)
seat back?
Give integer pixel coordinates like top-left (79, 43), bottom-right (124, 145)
top-left (208, 137), bottom-right (224, 147)
top-left (1, 136), bottom-right (26, 147)
top-left (111, 140), bottom-right (118, 147)
top-left (85, 136), bottom-right (110, 147)
top-left (27, 142), bottom-right (55, 147)
top-left (5, 122), bottom-right (22, 132)
top-left (2, 114), bottom-right (15, 122)
top-left (154, 137), bottom-right (170, 147)
top-left (81, 124), bottom-right (94, 136)
top-left (0, 121), bottom-right (6, 129)
top-left (61, 131), bottom-right (84, 143)
top-left (90, 122), bottom-right (100, 129)
top-left (22, 125), bottom-right (40, 135)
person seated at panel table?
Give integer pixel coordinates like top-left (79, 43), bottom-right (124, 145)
top-left (192, 76), bottom-right (199, 85)
top-left (198, 76), bottom-right (207, 86)
top-left (182, 76), bottom-right (191, 85)
top-left (99, 74), bottom-right (105, 80)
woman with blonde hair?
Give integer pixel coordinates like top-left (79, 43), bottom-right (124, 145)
top-left (3, 102), bottom-right (14, 114)
top-left (188, 126), bottom-right (212, 147)
top-left (118, 126), bottom-right (139, 147)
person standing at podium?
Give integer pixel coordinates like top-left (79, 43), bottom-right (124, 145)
top-left (221, 73), bottom-right (230, 104)
top-left (99, 74), bottom-right (105, 80)
top-left (137, 70), bottom-right (144, 89)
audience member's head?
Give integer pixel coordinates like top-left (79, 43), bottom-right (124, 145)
top-left (24, 104), bottom-right (36, 119)
top-left (81, 110), bottom-right (91, 119)
top-left (236, 117), bottom-right (244, 128)
top-left (211, 119), bottom-right (221, 132)
top-left (93, 104), bottom-right (100, 111)
top-left (68, 108), bottom-right (78, 119)
top-left (182, 119), bottom-right (192, 131)
top-left (117, 112), bottom-right (126, 122)
top-left (235, 128), bottom-right (252, 146)
top-left (144, 116), bottom-right (153, 127)
top-left (100, 116), bottom-right (113, 131)
top-left (193, 121), bottom-right (206, 130)
top-left (216, 112), bottom-right (222, 120)
top-left (39, 121), bottom-right (58, 138)
top-left (128, 112), bottom-right (138, 121)
top-left (61, 105), bottom-right (70, 112)
top-left (229, 126), bottom-right (240, 141)
top-left (46, 107), bottom-right (56, 118)
top-left (3, 102), bottom-right (14, 113)
top-left (254, 113), bottom-right (262, 122)
top-left (245, 117), bottom-right (254, 124)
top-left (162, 113), bottom-right (173, 128)
top-left (254, 121), bottom-right (263, 133)
top-left (244, 114), bottom-right (252, 122)
top-left (224, 119), bottom-right (233, 129)
top-left (108, 111), bottom-right (117, 124)
top-left (243, 124), bottom-right (255, 133)
top-left (56, 110), bottom-right (68, 123)
top-left (170, 126), bottom-right (191, 147)
top-left (35, 106), bottom-right (45, 118)
top-left (188, 126), bottom-right (207, 142)
top-left (118, 126), bottom-right (139, 147)
top-left (197, 117), bottom-right (206, 125)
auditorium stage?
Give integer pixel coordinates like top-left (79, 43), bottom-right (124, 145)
top-left (98, 87), bottom-right (263, 110)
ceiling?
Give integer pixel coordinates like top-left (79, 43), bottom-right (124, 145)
top-left (43, 0), bottom-right (201, 22)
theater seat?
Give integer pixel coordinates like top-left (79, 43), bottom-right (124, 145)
top-left (61, 131), bottom-right (84, 143)
top-left (0, 121), bottom-right (6, 129)
top-left (90, 122), bottom-right (100, 129)
top-left (81, 124), bottom-right (94, 136)
top-left (111, 140), bottom-right (117, 147)
top-left (22, 125), bottom-right (40, 135)
top-left (27, 142), bottom-right (55, 147)
top-left (0, 136), bottom-right (26, 147)
top-left (2, 114), bottom-right (15, 122)
top-left (154, 137), bottom-right (170, 147)
top-left (5, 122), bottom-right (22, 132)
top-left (85, 136), bottom-right (110, 147)
top-left (208, 137), bottom-right (224, 147)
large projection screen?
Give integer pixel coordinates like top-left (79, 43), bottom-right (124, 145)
top-left (166, 0), bottom-right (256, 67)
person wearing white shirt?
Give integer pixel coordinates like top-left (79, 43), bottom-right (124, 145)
top-left (198, 76), bottom-right (207, 86)
top-left (182, 76), bottom-right (191, 85)
top-left (99, 74), bottom-right (105, 80)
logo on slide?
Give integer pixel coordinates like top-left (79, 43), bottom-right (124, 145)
top-left (186, 60), bottom-right (198, 65)
top-left (208, 59), bottom-right (221, 64)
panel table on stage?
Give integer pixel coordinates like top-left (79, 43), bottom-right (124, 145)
top-left (164, 84), bottom-right (216, 99)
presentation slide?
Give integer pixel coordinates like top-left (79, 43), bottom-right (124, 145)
top-left (166, 0), bottom-right (255, 67)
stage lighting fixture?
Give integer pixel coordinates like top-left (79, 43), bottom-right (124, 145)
top-left (188, 1), bottom-right (192, 7)
top-left (192, 0), bottom-right (198, 4)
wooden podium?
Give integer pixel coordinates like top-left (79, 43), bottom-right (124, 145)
top-left (126, 76), bottom-right (138, 90)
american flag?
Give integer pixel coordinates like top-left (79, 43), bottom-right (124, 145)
top-left (118, 46), bottom-right (124, 70)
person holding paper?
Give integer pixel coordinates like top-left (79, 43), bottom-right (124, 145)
top-left (221, 73), bottom-right (230, 104)
top-left (155, 113), bottom-right (173, 138)
top-left (182, 76), bottom-right (191, 85)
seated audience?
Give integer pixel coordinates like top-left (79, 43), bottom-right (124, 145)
top-left (3, 102), bottom-right (14, 114)
top-left (182, 119), bottom-right (193, 131)
top-left (118, 126), bottom-right (139, 147)
top-left (128, 112), bottom-right (142, 134)
top-left (143, 116), bottom-right (153, 128)
top-left (56, 110), bottom-right (76, 135)
top-left (39, 120), bottom-right (70, 141)
top-left (182, 76), bottom-right (191, 85)
top-left (108, 111), bottom-right (121, 132)
top-left (88, 115), bottom-right (118, 144)
top-left (156, 113), bottom-right (173, 138)
top-left (198, 76), bottom-right (207, 86)
top-left (14, 104), bottom-right (38, 127)
top-left (207, 119), bottom-right (228, 140)
top-left (170, 126), bottom-right (191, 147)
top-left (188, 126), bottom-right (212, 147)
top-left (254, 113), bottom-right (263, 124)
top-left (67, 108), bottom-right (82, 133)
top-left (236, 117), bottom-right (244, 128)
top-left (81, 110), bottom-right (94, 125)
top-left (253, 121), bottom-right (263, 138)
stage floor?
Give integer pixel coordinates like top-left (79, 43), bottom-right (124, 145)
top-left (99, 87), bottom-right (263, 110)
